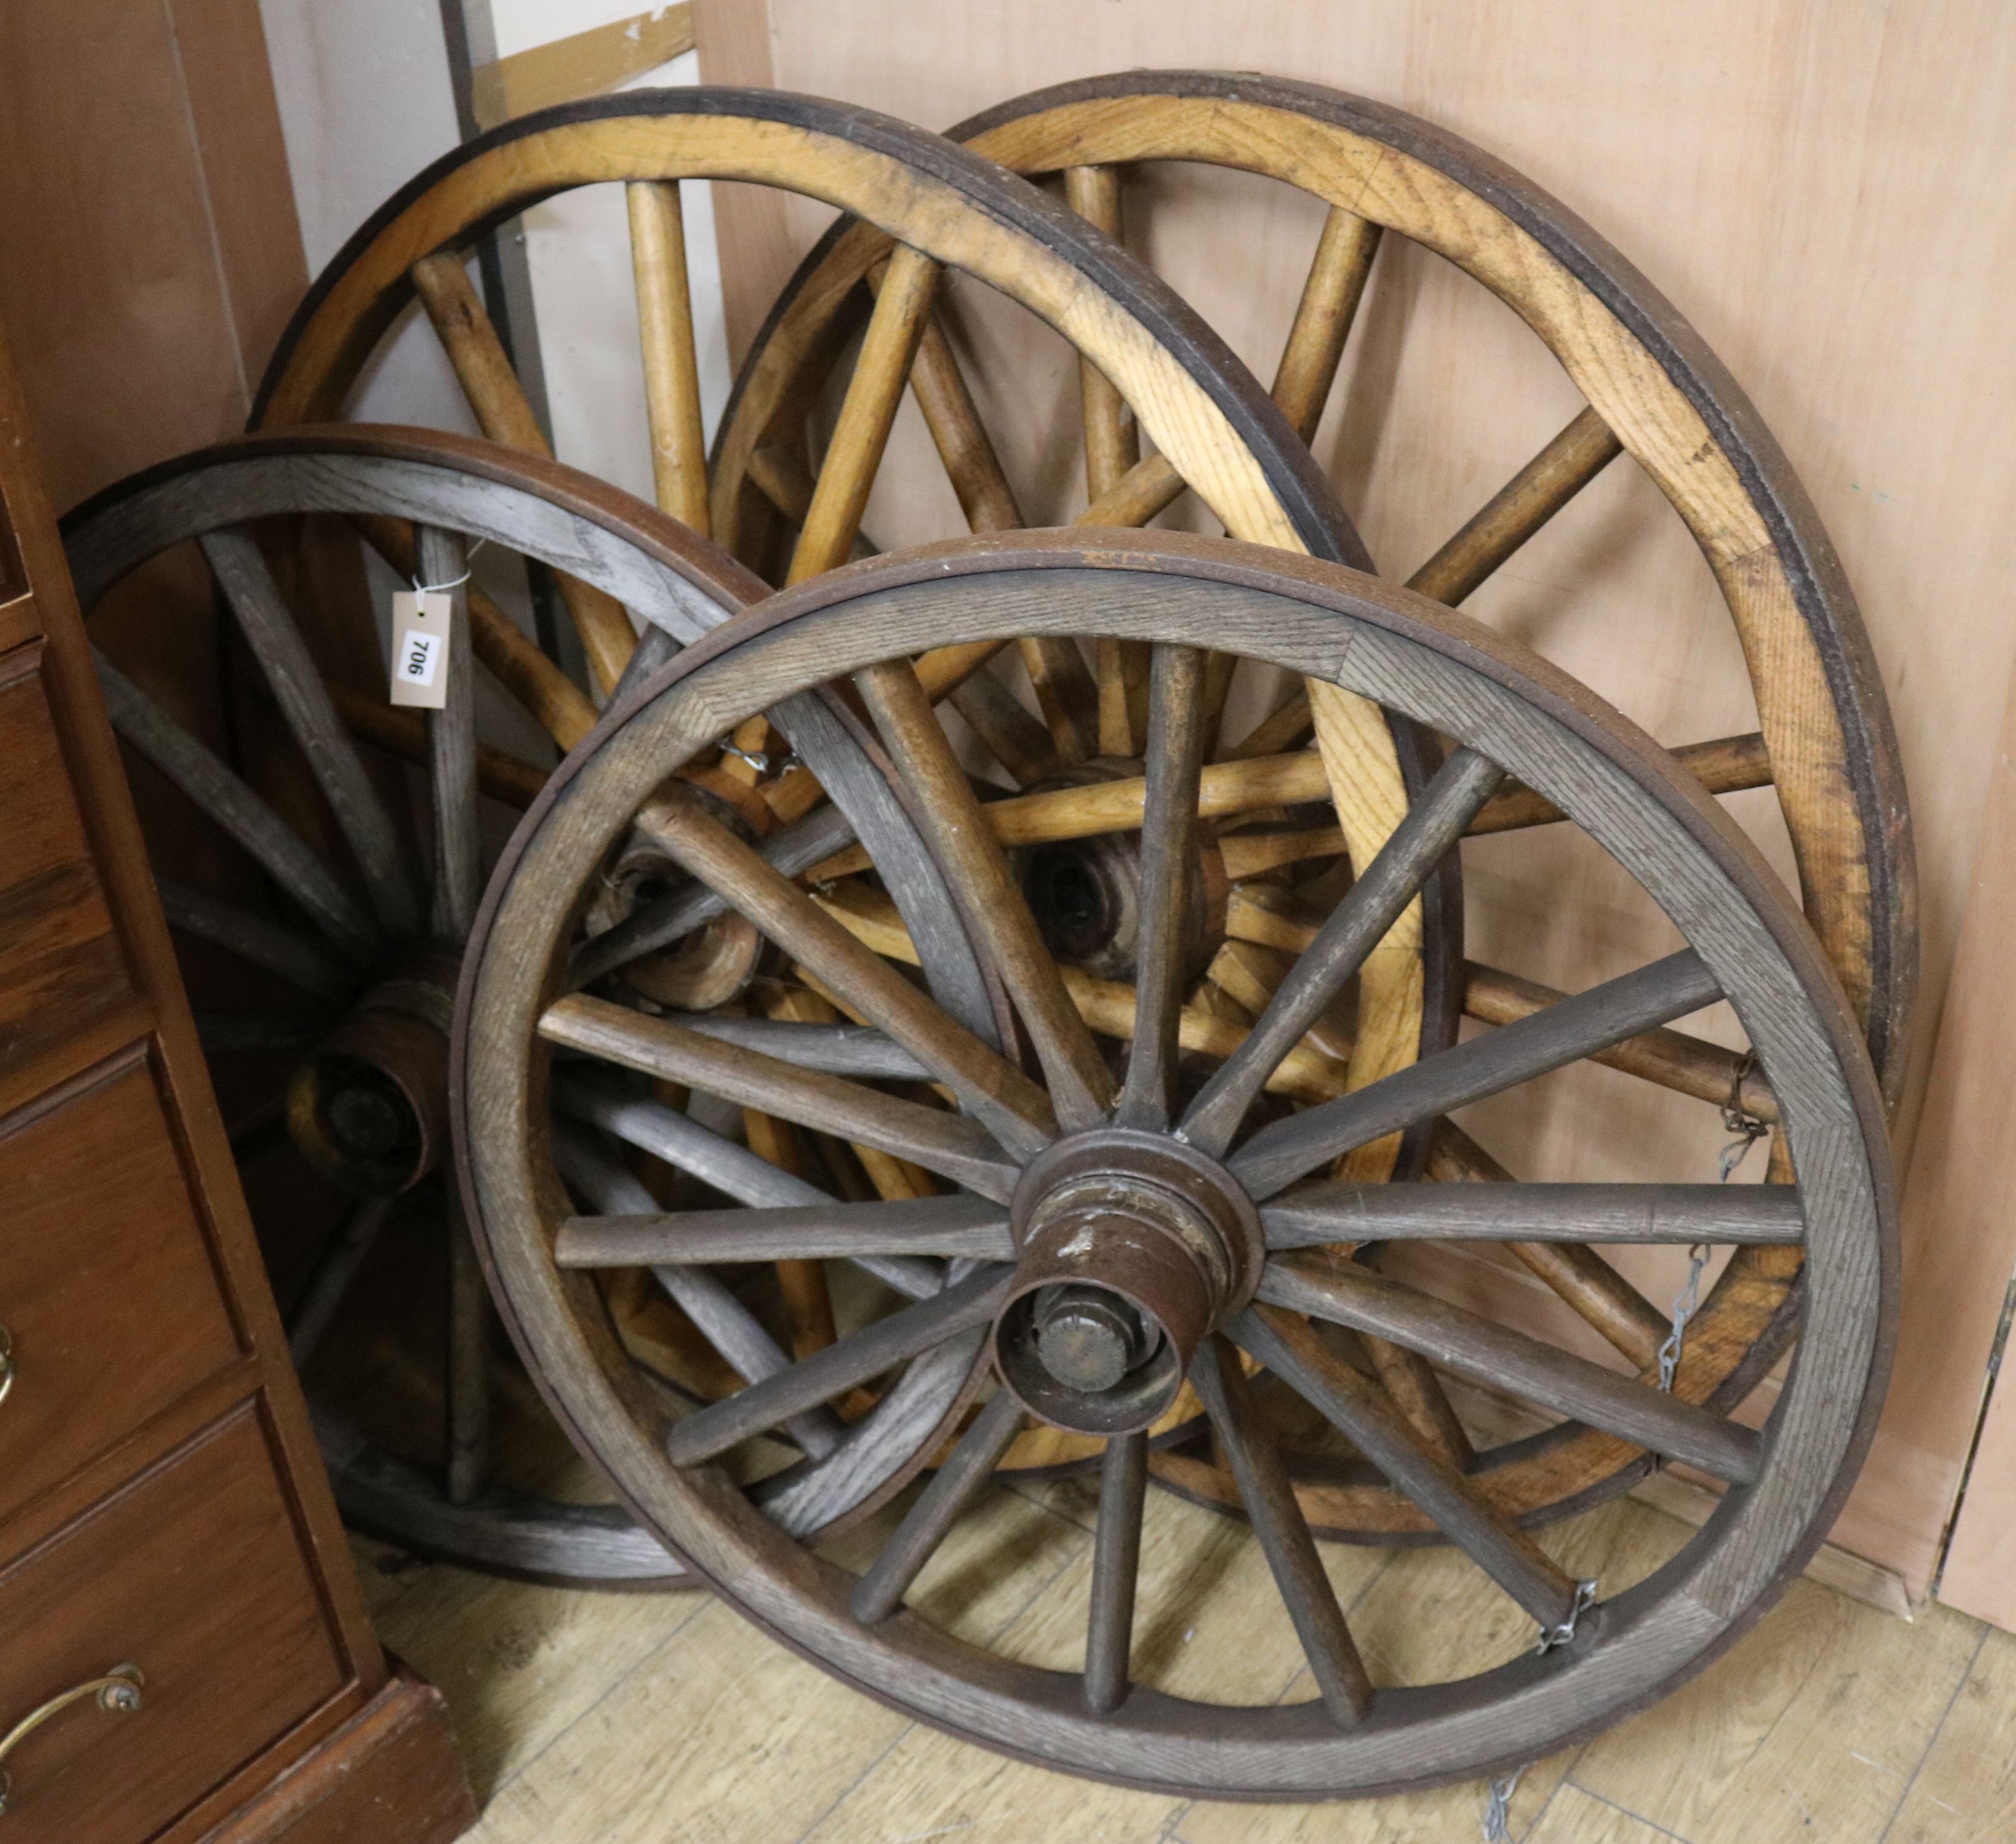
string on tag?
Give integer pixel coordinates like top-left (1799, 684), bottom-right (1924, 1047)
top-left (411, 536), bottom-right (488, 595)
top-left (1482, 1765), bottom-right (1525, 1842)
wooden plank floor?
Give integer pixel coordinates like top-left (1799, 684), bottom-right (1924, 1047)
top-left (352, 1468), bottom-right (2009, 1844)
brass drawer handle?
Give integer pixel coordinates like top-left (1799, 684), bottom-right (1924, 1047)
top-left (0, 1665), bottom-right (144, 1816)
top-left (0, 1325), bottom-right (13, 1407)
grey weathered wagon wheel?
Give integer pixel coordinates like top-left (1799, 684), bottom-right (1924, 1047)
top-left (250, 96), bottom-right (1463, 1456)
top-left (456, 532), bottom-right (1895, 1798)
top-left (718, 68), bottom-right (1915, 1526)
top-left (62, 424), bottom-right (1003, 1584)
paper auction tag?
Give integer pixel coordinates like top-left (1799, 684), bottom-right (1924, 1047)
top-left (389, 590), bottom-right (452, 709)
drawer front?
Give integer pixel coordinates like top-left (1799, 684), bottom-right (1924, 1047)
top-left (0, 1407), bottom-right (348, 1842)
top-left (0, 643), bottom-right (139, 1090)
top-left (0, 1053), bottom-right (242, 1532)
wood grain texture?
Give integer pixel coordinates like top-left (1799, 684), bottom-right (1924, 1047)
top-left (628, 180), bottom-right (712, 533)
top-left (0, 1052), bottom-right (242, 1534)
top-left (471, 5), bottom-right (695, 129)
top-left (0, 322), bottom-right (442, 1827)
top-left (454, 532), bottom-right (1891, 1793)
top-left (0, 648), bottom-right (142, 1106)
top-left (723, 32), bottom-right (1973, 1580)
top-left (0, 1411), bottom-right (345, 1841)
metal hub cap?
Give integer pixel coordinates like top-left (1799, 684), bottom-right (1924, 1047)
top-left (994, 1129), bottom-right (1263, 1436)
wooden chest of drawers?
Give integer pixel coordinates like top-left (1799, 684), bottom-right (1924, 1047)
top-left (0, 327), bottom-right (476, 1839)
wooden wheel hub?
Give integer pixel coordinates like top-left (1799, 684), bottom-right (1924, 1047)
top-left (996, 1129), bottom-right (1262, 1435)
top-left (286, 948), bottom-right (459, 1198)
top-left (1015, 770), bottom-right (1227, 982)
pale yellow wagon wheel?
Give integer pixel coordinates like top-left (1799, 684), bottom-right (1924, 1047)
top-left (253, 87), bottom-right (1462, 1474)
top-left (713, 70), bottom-right (1914, 1537)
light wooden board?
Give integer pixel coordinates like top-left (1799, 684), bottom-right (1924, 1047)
top-left (471, 4), bottom-right (695, 127)
top-left (1569, 1586), bottom-right (1980, 1844)
top-left (1886, 1625), bottom-right (2015, 1843)
top-left (363, 1487), bottom-right (2003, 1842)
top-left (1907, 658), bottom-right (2016, 1620)
top-left (708, 0), bottom-right (2016, 1605)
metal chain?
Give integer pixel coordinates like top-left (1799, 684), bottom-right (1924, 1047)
top-left (1536, 1577), bottom-right (1599, 1654)
top-left (1482, 1765), bottom-right (1525, 1842)
top-left (1658, 1052), bottom-right (1770, 1390)
top-left (1656, 1241), bottom-right (1712, 1391)
top-left (1717, 1048), bottom-right (1768, 1182)
top-left (717, 740), bottom-right (770, 773)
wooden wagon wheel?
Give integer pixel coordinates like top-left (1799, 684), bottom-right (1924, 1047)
top-left (251, 86), bottom-right (1462, 1471)
top-left (713, 69), bottom-right (1914, 1527)
top-left (455, 532), bottom-right (1895, 1798)
top-left (61, 425), bottom-right (998, 1584)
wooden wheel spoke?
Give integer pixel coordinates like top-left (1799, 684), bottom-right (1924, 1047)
top-left (907, 306), bottom-right (1022, 536)
top-left (1261, 1179), bottom-right (1805, 1248)
top-left (1362, 1339), bottom-right (1474, 1470)
top-left (1117, 644), bottom-right (1209, 1129)
top-left (1065, 164), bottom-right (1153, 757)
top-left (1065, 165), bottom-right (1140, 496)
top-left (631, 784), bottom-right (1055, 1155)
top-left (1184, 747), bottom-right (1505, 1155)
top-left (199, 527), bottom-right (420, 935)
top-left (1271, 207), bottom-right (1382, 441)
top-left (1231, 950), bottom-right (1724, 1198)
top-left (1463, 960), bottom-right (1778, 1123)
top-left (351, 513), bottom-right (598, 750)
top-left (544, 1003), bottom-right (1022, 1206)
top-left (1075, 450), bottom-right (1186, 532)
top-left (1231, 1306), bottom-right (1580, 1628)
top-left (555, 1194), bottom-right (1013, 1269)
top-left (945, 663), bottom-right (1060, 786)
top-left (156, 875), bottom-right (356, 1001)
top-left (554, 1068), bottom-right (940, 1302)
top-left (1216, 731), bottom-right (1774, 870)
top-left (1258, 1255), bottom-right (1762, 1483)
top-left (1229, 891), bottom-right (1775, 1122)
top-left (418, 526), bottom-right (480, 940)
top-left (285, 1196), bottom-right (392, 1368)
top-left (1429, 1123), bottom-right (1677, 1370)
top-left (93, 651), bottom-right (379, 960)
top-left (329, 683), bottom-right (547, 810)
top-left (653, 1016), bottom-right (928, 1081)
top-left (409, 252), bottom-right (638, 691)
top-left (1471, 734), bottom-right (1773, 836)
top-left (788, 244), bottom-right (940, 585)
top-left (1083, 1430), bottom-right (1149, 1714)
top-left (853, 658), bottom-right (1114, 1130)
top-left (627, 180), bottom-right (710, 533)
top-left (445, 1190), bottom-right (491, 1505)
top-left (553, 1124), bottom-right (844, 1458)
top-left (850, 1387), bottom-right (1025, 1624)
top-left (1409, 406), bottom-right (1625, 609)
top-left (994, 750), bottom-right (1330, 848)
top-left (664, 1265), bottom-right (1012, 1467)
top-left (1188, 1335), bottom-right (1372, 1725)
top-left (567, 803), bottom-right (857, 989)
